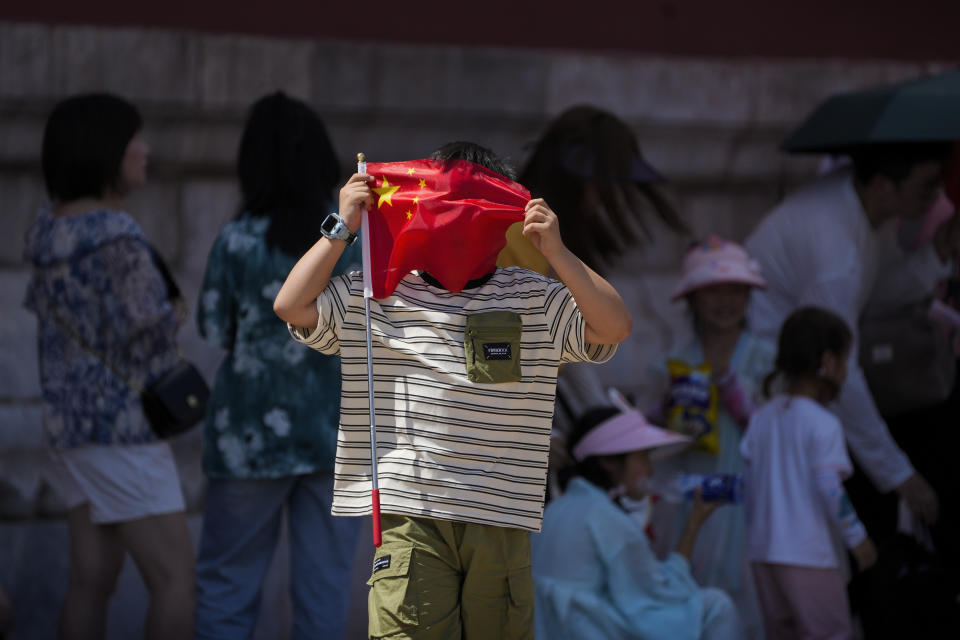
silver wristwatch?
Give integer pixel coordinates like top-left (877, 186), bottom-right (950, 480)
top-left (320, 212), bottom-right (357, 245)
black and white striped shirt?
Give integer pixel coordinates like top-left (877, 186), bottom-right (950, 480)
top-left (290, 267), bottom-right (616, 531)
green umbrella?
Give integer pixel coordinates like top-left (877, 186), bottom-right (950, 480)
top-left (781, 69), bottom-right (960, 153)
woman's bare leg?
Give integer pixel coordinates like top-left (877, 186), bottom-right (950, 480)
top-left (60, 505), bottom-right (124, 640)
top-left (117, 511), bottom-right (195, 640)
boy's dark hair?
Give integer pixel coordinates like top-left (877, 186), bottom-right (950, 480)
top-left (430, 141), bottom-right (517, 181)
top-left (237, 91), bottom-right (341, 257)
top-left (519, 105), bottom-right (689, 274)
top-left (558, 406), bottom-right (624, 492)
top-left (763, 306), bottom-right (853, 397)
top-left (851, 142), bottom-right (952, 185)
top-left (42, 93), bottom-right (143, 202)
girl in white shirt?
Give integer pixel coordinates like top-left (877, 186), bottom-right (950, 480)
top-left (740, 306), bottom-right (877, 640)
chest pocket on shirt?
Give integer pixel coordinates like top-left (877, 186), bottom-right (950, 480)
top-left (465, 311), bottom-right (522, 383)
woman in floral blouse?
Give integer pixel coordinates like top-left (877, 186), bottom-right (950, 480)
top-left (24, 93), bottom-right (194, 639)
top-left (193, 92), bottom-right (362, 639)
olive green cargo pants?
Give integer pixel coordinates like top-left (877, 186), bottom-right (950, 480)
top-left (367, 514), bottom-right (534, 639)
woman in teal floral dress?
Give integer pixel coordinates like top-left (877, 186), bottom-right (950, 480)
top-left (194, 92), bottom-right (362, 639)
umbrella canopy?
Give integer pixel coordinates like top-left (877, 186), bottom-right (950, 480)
top-left (782, 69), bottom-right (960, 153)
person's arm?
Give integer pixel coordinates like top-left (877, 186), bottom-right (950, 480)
top-left (675, 489), bottom-right (720, 560)
top-left (106, 238), bottom-right (179, 336)
top-left (196, 230), bottom-right (237, 350)
top-left (814, 467), bottom-right (867, 543)
top-left (274, 173), bottom-right (373, 328)
top-left (814, 467), bottom-right (877, 571)
top-left (714, 370), bottom-right (756, 429)
top-left (522, 198), bottom-right (632, 345)
top-left (811, 415), bottom-right (878, 572)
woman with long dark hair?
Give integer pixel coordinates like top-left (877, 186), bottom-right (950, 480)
top-left (193, 92), bottom-right (361, 639)
top-left (507, 105), bottom-right (692, 498)
top-left (24, 93), bottom-right (194, 639)
top-left (516, 105), bottom-right (689, 275)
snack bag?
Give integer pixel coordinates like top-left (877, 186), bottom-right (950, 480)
top-left (665, 359), bottom-right (720, 454)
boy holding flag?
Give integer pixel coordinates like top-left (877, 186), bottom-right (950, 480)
top-left (274, 143), bottom-right (631, 639)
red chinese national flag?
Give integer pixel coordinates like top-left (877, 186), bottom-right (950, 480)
top-left (360, 158), bottom-right (530, 298)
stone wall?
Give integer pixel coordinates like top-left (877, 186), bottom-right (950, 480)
top-left (1, 20), bottom-right (950, 513)
top-left (0, 20), bottom-right (950, 638)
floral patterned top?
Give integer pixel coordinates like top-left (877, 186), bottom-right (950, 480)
top-left (23, 209), bottom-right (181, 449)
top-left (197, 213), bottom-right (361, 479)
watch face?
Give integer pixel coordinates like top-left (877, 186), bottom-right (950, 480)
top-left (321, 214), bottom-right (339, 235)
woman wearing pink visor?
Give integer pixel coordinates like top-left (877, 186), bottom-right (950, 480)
top-left (531, 407), bottom-right (742, 640)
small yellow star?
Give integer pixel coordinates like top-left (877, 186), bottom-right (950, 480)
top-left (407, 168), bottom-right (416, 176)
top-left (418, 178), bottom-right (427, 189)
top-left (412, 196), bottom-right (419, 205)
top-left (373, 177), bottom-right (400, 209)
top-left (405, 210), bottom-right (413, 220)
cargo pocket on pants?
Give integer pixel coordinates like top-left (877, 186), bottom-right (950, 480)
top-left (505, 569), bottom-right (534, 639)
top-left (367, 546), bottom-right (419, 637)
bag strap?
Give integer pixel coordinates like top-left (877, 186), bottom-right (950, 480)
top-left (47, 311), bottom-right (145, 394)
top-left (147, 244), bottom-right (183, 304)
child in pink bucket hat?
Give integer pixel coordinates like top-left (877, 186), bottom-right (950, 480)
top-left (671, 235), bottom-right (767, 302)
top-left (648, 235), bottom-right (776, 639)
top-left (531, 406), bottom-right (742, 640)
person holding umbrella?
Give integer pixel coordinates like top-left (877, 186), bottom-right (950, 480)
top-left (744, 139), bottom-right (956, 525)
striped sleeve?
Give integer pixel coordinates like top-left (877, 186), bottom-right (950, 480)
top-left (287, 271), bottom-right (360, 355)
top-left (544, 280), bottom-right (618, 365)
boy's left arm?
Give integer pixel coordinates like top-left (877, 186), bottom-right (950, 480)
top-left (522, 198), bottom-right (632, 345)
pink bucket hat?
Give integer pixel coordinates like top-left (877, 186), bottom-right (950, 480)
top-left (671, 235), bottom-right (767, 301)
top-left (572, 410), bottom-right (690, 462)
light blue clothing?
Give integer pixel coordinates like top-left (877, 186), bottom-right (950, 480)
top-left (197, 213), bottom-right (361, 478)
top-left (23, 209), bottom-right (180, 448)
top-left (194, 471), bottom-right (362, 640)
top-left (532, 477), bottom-right (741, 640)
top-left (650, 331), bottom-right (775, 639)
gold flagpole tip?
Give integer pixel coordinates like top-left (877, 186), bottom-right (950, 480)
top-left (357, 152), bottom-right (366, 163)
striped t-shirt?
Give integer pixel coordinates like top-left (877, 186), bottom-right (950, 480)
top-left (290, 267), bottom-right (616, 531)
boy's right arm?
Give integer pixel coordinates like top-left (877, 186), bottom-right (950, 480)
top-left (273, 174), bottom-right (373, 329)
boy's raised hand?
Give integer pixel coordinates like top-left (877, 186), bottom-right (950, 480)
top-left (338, 173), bottom-right (375, 232)
top-left (519, 197), bottom-right (632, 346)
top-left (522, 199), bottom-right (565, 260)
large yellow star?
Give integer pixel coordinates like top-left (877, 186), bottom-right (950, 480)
top-left (373, 177), bottom-right (400, 209)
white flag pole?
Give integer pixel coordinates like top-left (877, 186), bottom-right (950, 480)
top-left (358, 152), bottom-right (382, 547)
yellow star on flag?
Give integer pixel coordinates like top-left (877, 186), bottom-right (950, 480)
top-left (418, 178), bottom-right (427, 189)
top-left (373, 177), bottom-right (400, 209)
top-left (405, 210), bottom-right (413, 220)
top-left (407, 168), bottom-right (416, 176)
top-left (412, 196), bottom-right (419, 205)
